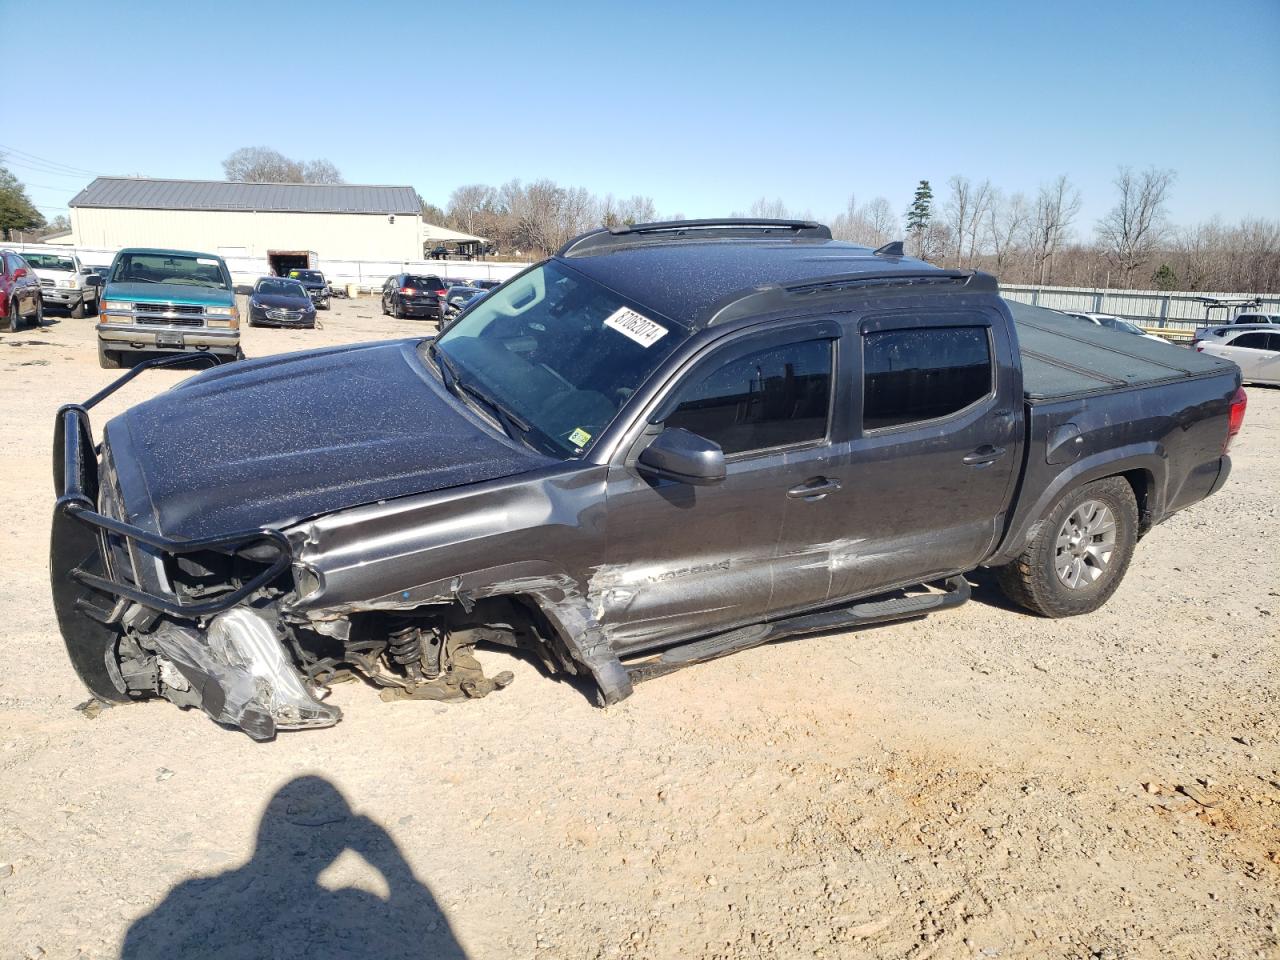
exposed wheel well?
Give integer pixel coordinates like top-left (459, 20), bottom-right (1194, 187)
top-left (1118, 468), bottom-right (1155, 535)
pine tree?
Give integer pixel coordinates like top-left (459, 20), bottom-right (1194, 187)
top-left (904, 180), bottom-right (933, 257)
top-left (1151, 263), bottom-right (1178, 291)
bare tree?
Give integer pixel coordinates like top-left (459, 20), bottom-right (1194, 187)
top-left (1027, 175), bottom-right (1081, 284)
top-left (944, 176), bottom-right (973, 264)
top-left (301, 159), bottom-right (344, 185)
top-left (748, 197), bottom-right (791, 219)
top-left (831, 195), bottom-right (897, 247)
top-left (863, 197), bottom-right (897, 246)
top-left (222, 147), bottom-right (343, 184)
top-left (447, 184), bottom-right (498, 235)
top-left (985, 190), bottom-right (1029, 276)
top-left (1096, 166), bottom-right (1177, 286)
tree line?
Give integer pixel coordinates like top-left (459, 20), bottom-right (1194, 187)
top-left (5, 146), bottom-right (1275, 294)
top-left (430, 170), bottom-right (1278, 294)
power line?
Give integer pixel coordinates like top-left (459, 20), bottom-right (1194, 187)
top-left (0, 143), bottom-right (105, 177)
top-left (0, 159), bottom-right (95, 180)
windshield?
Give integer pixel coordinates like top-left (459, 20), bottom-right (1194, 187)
top-left (404, 275), bottom-right (444, 290)
top-left (431, 260), bottom-right (687, 457)
top-left (109, 253), bottom-right (229, 289)
top-left (256, 279), bottom-right (307, 298)
top-left (289, 270), bottom-right (323, 283)
top-left (21, 253), bottom-right (76, 271)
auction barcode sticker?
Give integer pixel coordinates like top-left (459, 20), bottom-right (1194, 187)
top-left (603, 307), bottom-right (668, 348)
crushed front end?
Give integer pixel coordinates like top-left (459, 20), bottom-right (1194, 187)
top-left (50, 363), bottom-right (339, 740)
top-left (50, 359), bottom-right (522, 739)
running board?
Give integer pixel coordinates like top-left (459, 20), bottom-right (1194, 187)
top-left (623, 575), bottom-right (970, 685)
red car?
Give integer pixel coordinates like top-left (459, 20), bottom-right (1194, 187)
top-left (1, 250), bottom-right (43, 330)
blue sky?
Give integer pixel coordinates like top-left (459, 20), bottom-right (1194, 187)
top-left (3, 0), bottom-right (1277, 237)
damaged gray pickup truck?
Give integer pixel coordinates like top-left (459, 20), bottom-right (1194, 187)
top-left (51, 220), bottom-right (1247, 739)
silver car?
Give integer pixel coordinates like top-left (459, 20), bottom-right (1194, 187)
top-left (1194, 325), bottom-right (1280, 385)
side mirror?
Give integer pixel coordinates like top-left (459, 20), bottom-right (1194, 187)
top-left (12, 268), bottom-right (26, 279)
top-left (637, 428), bottom-right (726, 486)
top-left (86, 275), bottom-right (104, 287)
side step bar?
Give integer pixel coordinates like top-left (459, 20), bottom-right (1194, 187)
top-left (623, 575), bottom-right (970, 685)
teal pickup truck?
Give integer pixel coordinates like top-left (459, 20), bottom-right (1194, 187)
top-left (94, 248), bottom-right (242, 368)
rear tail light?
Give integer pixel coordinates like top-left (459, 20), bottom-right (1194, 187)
top-left (1225, 387), bottom-right (1247, 452)
top-left (401, 287), bottom-right (414, 295)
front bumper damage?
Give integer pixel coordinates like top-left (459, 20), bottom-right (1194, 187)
top-left (51, 356), bottom-right (339, 739)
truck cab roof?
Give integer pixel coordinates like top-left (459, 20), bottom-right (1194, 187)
top-left (556, 220), bottom-right (969, 329)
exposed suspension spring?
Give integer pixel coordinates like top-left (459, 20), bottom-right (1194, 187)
top-left (387, 625), bottom-right (424, 681)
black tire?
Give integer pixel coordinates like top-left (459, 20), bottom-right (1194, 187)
top-left (7, 297), bottom-right (23, 331)
top-left (70, 297), bottom-right (85, 319)
top-left (996, 476), bottom-right (1138, 618)
top-left (98, 341), bottom-right (122, 369)
top-left (31, 297), bottom-right (43, 328)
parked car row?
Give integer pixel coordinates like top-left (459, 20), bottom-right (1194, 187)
top-left (1, 249), bottom-right (112, 329)
top-left (378, 274), bottom-right (496, 322)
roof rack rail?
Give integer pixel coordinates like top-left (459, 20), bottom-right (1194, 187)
top-left (706, 270), bottom-right (996, 326)
top-left (559, 218), bottom-right (832, 257)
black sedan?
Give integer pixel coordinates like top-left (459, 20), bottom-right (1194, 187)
top-left (247, 278), bottom-right (317, 328)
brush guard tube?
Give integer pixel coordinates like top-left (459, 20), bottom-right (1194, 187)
top-left (50, 356), bottom-right (297, 712)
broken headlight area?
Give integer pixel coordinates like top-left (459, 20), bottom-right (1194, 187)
top-left (143, 608), bottom-right (341, 741)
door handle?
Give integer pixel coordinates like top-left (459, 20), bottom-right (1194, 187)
top-left (963, 445), bottom-right (1007, 466)
top-left (787, 477), bottom-right (842, 500)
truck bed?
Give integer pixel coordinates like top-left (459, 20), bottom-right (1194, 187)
top-left (1007, 301), bottom-right (1230, 401)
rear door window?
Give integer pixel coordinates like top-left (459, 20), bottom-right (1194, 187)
top-left (863, 327), bottom-right (993, 431)
top-left (664, 340), bottom-right (833, 455)
top-left (1230, 333), bottom-right (1269, 350)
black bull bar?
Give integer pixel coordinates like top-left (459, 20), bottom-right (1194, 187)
top-left (52, 354), bottom-right (292, 630)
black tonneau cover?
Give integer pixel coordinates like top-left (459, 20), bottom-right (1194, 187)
top-left (1006, 300), bottom-right (1230, 401)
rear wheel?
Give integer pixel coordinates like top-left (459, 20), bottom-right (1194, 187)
top-left (7, 297), bottom-right (23, 331)
top-left (996, 476), bottom-right (1138, 618)
top-left (98, 341), bottom-right (122, 369)
top-left (31, 297), bottom-right (43, 327)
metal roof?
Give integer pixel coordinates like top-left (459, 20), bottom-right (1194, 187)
top-left (69, 177), bottom-right (421, 215)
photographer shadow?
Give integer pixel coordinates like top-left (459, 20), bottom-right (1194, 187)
top-left (122, 775), bottom-right (466, 960)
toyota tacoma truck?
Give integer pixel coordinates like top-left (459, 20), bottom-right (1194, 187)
top-left (51, 220), bottom-right (1246, 740)
top-left (19, 251), bottom-right (100, 317)
top-left (95, 248), bottom-right (241, 368)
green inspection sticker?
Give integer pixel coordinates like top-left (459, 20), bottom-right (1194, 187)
top-left (568, 427), bottom-right (592, 448)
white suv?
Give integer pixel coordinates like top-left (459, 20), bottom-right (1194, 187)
top-left (19, 251), bottom-right (101, 318)
top-left (1194, 325), bottom-right (1280, 385)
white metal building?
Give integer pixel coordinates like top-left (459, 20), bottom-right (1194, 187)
top-left (68, 178), bottom-right (424, 268)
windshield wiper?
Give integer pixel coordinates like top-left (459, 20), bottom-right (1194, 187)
top-left (428, 342), bottom-right (534, 445)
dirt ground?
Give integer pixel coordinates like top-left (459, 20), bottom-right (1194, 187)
top-left (1, 297), bottom-right (1277, 960)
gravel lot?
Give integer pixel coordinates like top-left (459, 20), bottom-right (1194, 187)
top-left (1, 298), bottom-right (1277, 960)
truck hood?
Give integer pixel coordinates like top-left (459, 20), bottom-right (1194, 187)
top-left (251, 292), bottom-right (314, 309)
top-left (103, 340), bottom-right (554, 540)
top-left (31, 267), bottom-right (77, 283)
top-left (105, 281), bottom-right (235, 306)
